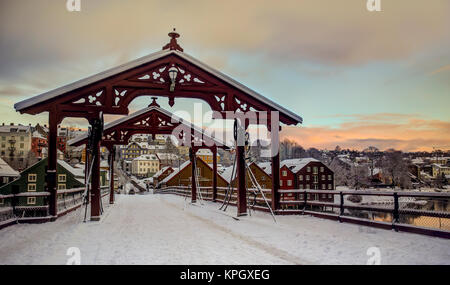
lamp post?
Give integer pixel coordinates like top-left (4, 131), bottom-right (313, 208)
top-left (168, 66), bottom-right (178, 92)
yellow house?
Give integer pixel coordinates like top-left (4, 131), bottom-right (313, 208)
top-left (431, 164), bottom-right (450, 178)
top-left (196, 149), bottom-right (220, 164)
top-left (131, 154), bottom-right (160, 177)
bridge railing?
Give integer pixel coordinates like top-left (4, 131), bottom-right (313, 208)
top-left (156, 186), bottom-right (273, 212)
top-left (277, 189), bottom-right (450, 239)
top-left (0, 186), bottom-right (110, 228)
top-left (155, 186), bottom-right (450, 238)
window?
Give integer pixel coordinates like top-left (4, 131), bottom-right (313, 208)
top-left (58, 184), bottom-right (66, 190)
top-left (280, 180), bottom-right (283, 186)
top-left (313, 167), bottom-right (318, 174)
top-left (306, 175), bottom-right (310, 181)
top-left (328, 194), bottom-right (333, 199)
top-left (20, 143), bottom-right (24, 148)
top-left (306, 184), bottom-right (310, 189)
top-left (27, 197), bottom-right (36, 205)
top-left (328, 175), bottom-right (332, 180)
top-left (299, 194), bottom-right (304, 199)
top-left (299, 184), bottom-right (303, 189)
top-left (328, 184), bottom-right (332, 190)
top-left (27, 184), bottom-right (36, 192)
top-left (299, 175), bottom-right (303, 181)
top-left (0, 198), bottom-right (4, 205)
top-left (320, 167), bottom-right (324, 172)
top-left (314, 184), bottom-right (318, 190)
top-left (313, 176), bottom-right (318, 183)
top-left (322, 184), bottom-right (326, 190)
top-left (321, 194), bottom-right (326, 199)
top-left (28, 174), bottom-right (37, 182)
top-left (307, 167), bottom-right (311, 172)
top-left (58, 174), bottom-right (66, 183)
top-left (20, 136), bottom-right (24, 141)
top-left (287, 180), bottom-right (292, 186)
top-left (282, 170), bottom-right (287, 177)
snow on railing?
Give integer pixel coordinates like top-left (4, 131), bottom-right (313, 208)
top-left (277, 189), bottom-right (450, 238)
top-left (0, 186), bottom-right (111, 227)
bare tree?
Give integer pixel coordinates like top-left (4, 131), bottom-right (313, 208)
top-left (329, 158), bottom-right (352, 187)
top-left (350, 164), bottom-right (369, 190)
top-left (381, 150), bottom-right (411, 189)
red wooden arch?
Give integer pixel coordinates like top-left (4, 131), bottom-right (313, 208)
top-left (68, 103), bottom-right (230, 209)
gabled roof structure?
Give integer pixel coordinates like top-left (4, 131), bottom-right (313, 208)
top-left (14, 50), bottom-right (302, 125)
top-left (68, 105), bottom-right (231, 150)
top-left (14, 31), bottom-right (302, 129)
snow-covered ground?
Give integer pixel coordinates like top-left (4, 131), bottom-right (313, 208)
top-left (0, 194), bottom-right (449, 265)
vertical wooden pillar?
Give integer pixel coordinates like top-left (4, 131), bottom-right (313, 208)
top-left (109, 147), bottom-right (115, 204)
top-left (190, 147), bottom-right (197, 203)
top-left (47, 111), bottom-right (58, 218)
top-left (212, 147), bottom-right (218, 202)
top-left (236, 144), bottom-right (247, 216)
top-left (90, 138), bottom-right (101, 221)
top-left (84, 144), bottom-right (89, 203)
top-left (271, 152), bottom-right (280, 211)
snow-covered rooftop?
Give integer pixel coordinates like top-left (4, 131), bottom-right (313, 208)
top-left (57, 159), bottom-right (84, 178)
top-left (0, 158), bottom-right (19, 177)
top-left (281, 158), bottom-right (320, 173)
top-left (133, 154), bottom-right (159, 161)
top-left (257, 162), bottom-right (272, 176)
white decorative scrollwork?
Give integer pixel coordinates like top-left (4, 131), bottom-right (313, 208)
top-left (114, 89), bottom-right (128, 106)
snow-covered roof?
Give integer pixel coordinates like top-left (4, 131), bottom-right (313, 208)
top-left (257, 162), bottom-right (272, 176)
top-left (57, 159), bottom-right (84, 178)
top-left (153, 166), bottom-right (172, 179)
top-left (160, 160), bottom-right (190, 185)
top-left (0, 124), bottom-right (31, 133)
top-left (156, 152), bottom-right (179, 160)
top-left (0, 158), bottom-right (19, 177)
top-left (133, 154), bottom-right (159, 161)
top-left (196, 149), bottom-right (212, 155)
top-left (159, 158), bottom-right (228, 186)
top-left (32, 131), bottom-right (45, 139)
top-left (15, 49), bottom-right (302, 124)
top-left (281, 158), bottom-right (320, 173)
top-left (221, 166), bottom-right (235, 183)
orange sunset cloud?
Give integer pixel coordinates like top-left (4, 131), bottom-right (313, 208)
top-left (280, 114), bottom-right (450, 152)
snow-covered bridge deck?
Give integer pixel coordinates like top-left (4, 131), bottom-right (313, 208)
top-left (0, 194), bottom-right (448, 265)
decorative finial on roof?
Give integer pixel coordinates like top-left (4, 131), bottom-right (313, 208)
top-left (149, 97), bottom-right (160, 108)
top-left (162, 28), bottom-right (184, 52)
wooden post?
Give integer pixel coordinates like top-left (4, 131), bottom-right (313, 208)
top-left (393, 192), bottom-right (399, 226)
top-left (84, 143), bottom-right (89, 203)
top-left (47, 111), bottom-right (58, 218)
top-left (236, 144), bottom-right (247, 216)
top-left (212, 147), bottom-right (218, 202)
top-left (109, 147), bottom-right (115, 204)
top-left (190, 147), bottom-right (197, 203)
top-left (271, 152), bottom-right (280, 211)
top-left (90, 135), bottom-right (101, 221)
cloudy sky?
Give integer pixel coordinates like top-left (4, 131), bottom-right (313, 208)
top-left (1, 0), bottom-right (449, 151)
